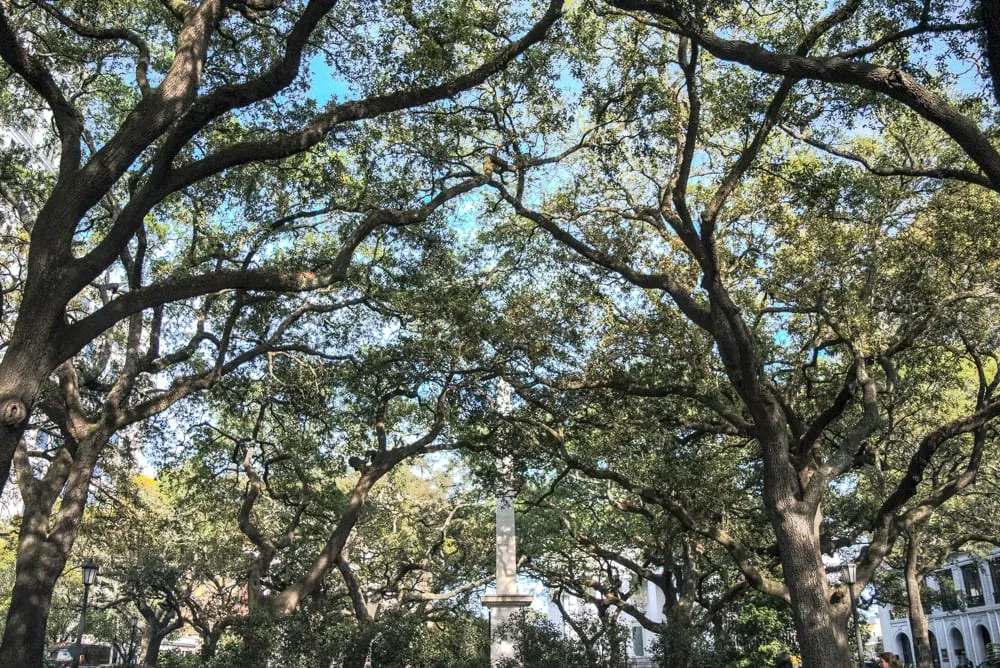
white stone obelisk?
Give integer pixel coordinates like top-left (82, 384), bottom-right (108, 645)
top-left (481, 381), bottom-right (532, 665)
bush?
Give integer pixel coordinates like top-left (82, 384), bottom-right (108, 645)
top-left (497, 610), bottom-right (628, 668)
top-left (158, 653), bottom-right (200, 668)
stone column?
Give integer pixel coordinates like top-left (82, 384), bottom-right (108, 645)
top-left (481, 382), bottom-right (532, 665)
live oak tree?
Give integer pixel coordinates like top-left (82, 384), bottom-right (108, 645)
top-left (521, 471), bottom-right (752, 668)
top-left (504, 371), bottom-right (774, 666)
top-left (461, 3), bottom-right (1000, 666)
top-left (0, 1), bottom-right (564, 666)
top-left (578, 2), bottom-right (1000, 662)
top-left (871, 460), bottom-right (1000, 668)
top-left (505, 163), bottom-right (1000, 665)
top-left (72, 470), bottom-right (247, 667)
top-left (326, 466), bottom-right (495, 668)
top-left (78, 459), bottom-right (493, 667)
top-left (1, 277), bottom-right (376, 664)
top-left (164, 262), bottom-right (509, 665)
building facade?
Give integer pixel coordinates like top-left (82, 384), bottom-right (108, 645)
top-left (879, 554), bottom-right (1000, 667)
top-left (545, 575), bottom-right (665, 667)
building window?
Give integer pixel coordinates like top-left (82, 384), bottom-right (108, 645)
top-left (632, 626), bottom-right (644, 657)
top-left (991, 558), bottom-right (1000, 604)
top-left (961, 563), bottom-right (985, 607)
top-left (936, 570), bottom-right (959, 611)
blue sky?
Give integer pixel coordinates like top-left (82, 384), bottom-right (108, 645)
top-left (306, 54), bottom-right (353, 105)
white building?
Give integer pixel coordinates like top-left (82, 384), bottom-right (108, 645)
top-left (545, 573), bottom-right (665, 667)
top-left (879, 553), bottom-right (1000, 667)
top-left (0, 106), bottom-right (56, 171)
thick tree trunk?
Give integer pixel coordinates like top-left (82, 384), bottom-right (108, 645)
top-left (742, 387), bottom-right (853, 668)
top-left (199, 627), bottom-right (223, 660)
top-left (0, 422), bottom-right (25, 502)
top-left (661, 601), bottom-right (697, 668)
top-left (603, 610), bottom-right (625, 668)
top-left (0, 344), bottom-right (52, 497)
top-left (0, 278), bottom-right (73, 487)
top-left (0, 432), bottom-right (105, 668)
top-left (0, 581), bottom-right (54, 668)
top-left (0, 521), bottom-right (65, 668)
top-left (905, 535), bottom-right (934, 668)
top-left (908, 581), bottom-right (934, 668)
top-left (136, 603), bottom-right (184, 668)
top-left (772, 507), bottom-right (853, 667)
top-left (983, 0), bottom-right (1000, 106)
top-left (141, 629), bottom-right (166, 668)
top-left (704, 293), bottom-right (856, 667)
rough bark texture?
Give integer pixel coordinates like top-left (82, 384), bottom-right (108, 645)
top-left (661, 601), bottom-right (697, 668)
top-left (771, 507), bottom-right (852, 667)
top-left (736, 322), bottom-right (854, 668)
top-left (0, 427), bottom-right (106, 668)
top-left (906, 535), bottom-right (934, 668)
top-left (0, 307), bottom-right (59, 494)
top-left (141, 630), bottom-right (165, 668)
top-left (0, 542), bottom-right (61, 668)
top-left (137, 601), bottom-right (183, 668)
top-left (270, 461), bottom-right (391, 613)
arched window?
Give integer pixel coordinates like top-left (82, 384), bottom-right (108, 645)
top-left (896, 633), bottom-right (914, 665)
top-left (950, 627), bottom-right (967, 666)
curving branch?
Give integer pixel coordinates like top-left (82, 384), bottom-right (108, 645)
top-left (837, 20), bottom-right (980, 60)
top-left (700, 0), bottom-right (862, 248)
top-left (607, 0), bottom-right (1000, 190)
top-left (36, 0), bottom-right (228, 252)
top-left (532, 421), bottom-right (790, 602)
top-left (859, 394), bottom-right (1000, 587)
top-left (490, 181), bottom-right (713, 332)
top-left (545, 377), bottom-right (753, 436)
top-left (0, 3), bottom-right (84, 175)
top-left (61, 176), bottom-right (481, 364)
top-left (780, 125), bottom-right (992, 188)
top-left (158, 0), bottom-right (565, 196)
top-left (35, 1), bottom-right (152, 94)
top-left (114, 297), bottom-right (363, 428)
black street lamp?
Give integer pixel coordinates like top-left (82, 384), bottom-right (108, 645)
top-left (70, 559), bottom-right (99, 668)
top-left (127, 614), bottom-right (139, 667)
top-left (843, 563), bottom-right (865, 668)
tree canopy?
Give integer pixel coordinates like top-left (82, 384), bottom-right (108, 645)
top-left (3, 1), bottom-right (1000, 667)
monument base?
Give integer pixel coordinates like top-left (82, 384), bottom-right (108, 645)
top-left (483, 594), bottom-right (533, 666)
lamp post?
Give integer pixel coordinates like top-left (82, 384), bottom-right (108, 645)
top-left (843, 563), bottom-right (865, 668)
top-left (70, 559), bottom-right (99, 668)
top-left (127, 614), bottom-right (138, 667)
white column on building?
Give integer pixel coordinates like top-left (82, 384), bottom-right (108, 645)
top-left (645, 579), bottom-right (661, 624)
top-left (481, 381), bottom-right (532, 665)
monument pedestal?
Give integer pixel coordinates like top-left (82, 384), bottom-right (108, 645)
top-left (482, 594), bottom-right (534, 664)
